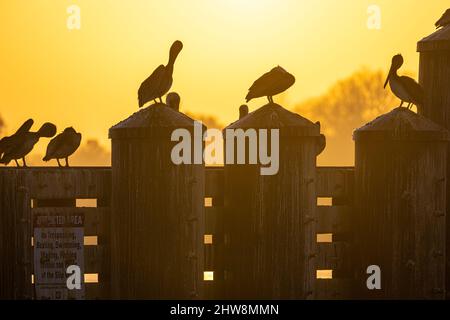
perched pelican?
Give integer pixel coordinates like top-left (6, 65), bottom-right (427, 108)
top-left (166, 92), bottom-right (181, 111)
top-left (239, 104), bottom-right (249, 119)
top-left (0, 122), bottom-right (56, 167)
top-left (43, 127), bottom-right (82, 167)
top-left (384, 54), bottom-right (424, 110)
top-left (436, 9), bottom-right (450, 29)
top-left (245, 66), bottom-right (295, 103)
top-left (138, 40), bottom-right (183, 108)
top-left (0, 119), bottom-right (34, 159)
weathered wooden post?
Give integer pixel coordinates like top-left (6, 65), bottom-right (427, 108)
top-left (109, 104), bottom-right (205, 299)
top-left (418, 21), bottom-right (450, 298)
top-left (221, 102), bottom-right (325, 299)
top-left (418, 24), bottom-right (450, 124)
top-left (353, 107), bottom-right (448, 299)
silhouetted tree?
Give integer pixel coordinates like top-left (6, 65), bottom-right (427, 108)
top-left (294, 68), bottom-right (399, 165)
top-left (71, 139), bottom-right (111, 166)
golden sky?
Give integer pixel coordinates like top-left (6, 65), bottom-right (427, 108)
top-left (0, 0), bottom-right (447, 152)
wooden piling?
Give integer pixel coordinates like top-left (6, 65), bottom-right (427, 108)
top-left (221, 102), bottom-right (325, 299)
top-left (109, 103), bottom-right (205, 299)
top-left (418, 24), bottom-right (450, 299)
top-left (353, 107), bottom-right (448, 299)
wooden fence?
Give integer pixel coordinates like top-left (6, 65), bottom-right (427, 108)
top-left (0, 168), bottom-right (111, 299)
top-left (0, 165), bottom-right (353, 299)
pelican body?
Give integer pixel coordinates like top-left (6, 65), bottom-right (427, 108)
top-left (436, 9), bottom-right (450, 29)
top-left (43, 127), bottom-right (82, 167)
top-left (0, 122), bottom-right (57, 167)
top-left (0, 119), bottom-right (34, 160)
top-left (246, 66), bottom-right (295, 103)
top-left (138, 41), bottom-right (183, 108)
top-left (384, 54), bottom-right (424, 110)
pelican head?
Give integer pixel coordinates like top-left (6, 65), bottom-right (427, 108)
top-left (384, 54), bottom-right (404, 88)
top-left (166, 92), bottom-right (181, 111)
top-left (63, 127), bottom-right (77, 134)
top-left (168, 40), bottom-right (183, 66)
top-left (239, 104), bottom-right (249, 119)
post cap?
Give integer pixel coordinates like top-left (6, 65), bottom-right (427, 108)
top-left (353, 107), bottom-right (449, 142)
top-left (109, 103), bottom-right (205, 139)
top-left (417, 25), bottom-right (450, 51)
top-left (225, 103), bottom-right (321, 137)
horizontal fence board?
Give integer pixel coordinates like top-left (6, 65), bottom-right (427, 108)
top-left (205, 207), bottom-right (222, 234)
top-left (205, 167), bottom-right (224, 199)
top-left (315, 279), bottom-right (353, 300)
top-left (84, 245), bottom-right (104, 274)
top-left (316, 167), bottom-right (354, 202)
top-left (23, 168), bottom-right (111, 200)
top-left (317, 206), bottom-right (351, 234)
top-left (317, 242), bottom-right (352, 272)
top-left (85, 283), bottom-right (101, 300)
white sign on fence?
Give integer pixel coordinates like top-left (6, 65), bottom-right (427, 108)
top-left (33, 212), bottom-right (85, 300)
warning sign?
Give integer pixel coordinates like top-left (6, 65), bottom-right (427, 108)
top-left (33, 213), bottom-right (85, 300)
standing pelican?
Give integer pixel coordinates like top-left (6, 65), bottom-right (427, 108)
top-left (138, 40), bottom-right (183, 108)
top-left (0, 122), bottom-right (56, 167)
top-left (384, 54), bottom-right (424, 110)
top-left (43, 127), bottom-right (82, 167)
top-left (245, 66), bottom-right (295, 103)
top-left (0, 119), bottom-right (34, 160)
top-left (436, 9), bottom-right (450, 29)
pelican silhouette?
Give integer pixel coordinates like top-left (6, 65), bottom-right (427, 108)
top-left (384, 54), bottom-right (424, 110)
top-left (138, 40), bottom-right (183, 108)
top-left (246, 66), bottom-right (295, 103)
top-left (43, 127), bottom-right (82, 167)
top-left (436, 9), bottom-right (450, 29)
top-left (0, 122), bottom-right (56, 167)
top-left (166, 92), bottom-right (181, 111)
top-left (0, 119), bottom-right (34, 161)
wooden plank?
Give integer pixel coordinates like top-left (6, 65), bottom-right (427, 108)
top-left (316, 167), bottom-right (354, 203)
top-left (315, 279), bottom-right (353, 300)
top-left (317, 206), bottom-right (351, 234)
top-left (25, 168), bottom-right (111, 200)
top-left (317, 242), bottom-right (352, 273)
top-left (205, 207), bottom-right (222, 234)
top-left (84, 246), bottom-right (105, 274)
top-left (205, 167), bottom-right (224, 199)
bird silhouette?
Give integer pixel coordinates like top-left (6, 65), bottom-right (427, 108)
top-left (0, 122), bottom-right (56, 167)
top-left (435, 9), bottom-right (450, 29)
top-left (0, 119), bottom-right (34, 161)
top-left (245, 66), bottom-right (295, 103)
top-left (384, 54), bottom-right (424, 110)
top-left (166, 92), bottom-right (181, 111)
top-left (138, 40), bottom-right (183, 108)
top-left (239, 104), bottom-right (249, 119)
top-left (43, 127), bottom-right (82, 167)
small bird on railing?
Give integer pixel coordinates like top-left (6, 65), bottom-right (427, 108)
top-left (166, 92), bottom-right (181, 111)
top-left (0, 119), bottom-right (34, 160)
top-left (138, 40), bottom-right (183, 108)
top-left (435, 9), bottom-right (450, 29)
top-left (43, 127), bottom-right (82, 167)
top-left (0, 122), bottom-right (57, 167)
top-left (384, 54), bottom-right (424, 110)
top-left (245, 66), bottom-right (295, 103)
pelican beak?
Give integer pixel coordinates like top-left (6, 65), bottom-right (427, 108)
top-left (384, 71), bottom-right (391, 89)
